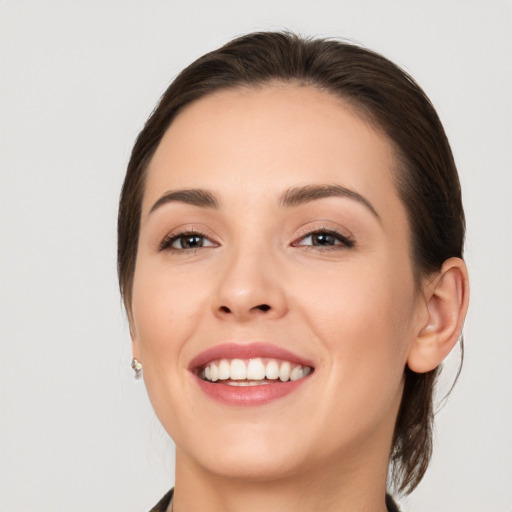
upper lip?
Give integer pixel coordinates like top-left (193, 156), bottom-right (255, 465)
top-left (188, 342), bottom-right (315, 370)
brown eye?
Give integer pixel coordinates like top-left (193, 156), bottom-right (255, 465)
top-left (159, 231), bottom-right (217, 251)
top-left (294, 230), bottom-right (355, 249)
top-left (311, 233), bottom-right (337, 246)
top-left (173, 234), bottom-right (206, 249)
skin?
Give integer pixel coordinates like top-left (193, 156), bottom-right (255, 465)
top-left (129, 85), bottom-right (468, 512)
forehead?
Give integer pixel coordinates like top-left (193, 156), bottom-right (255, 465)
top-left (144, 85), bottom-right (401, 218)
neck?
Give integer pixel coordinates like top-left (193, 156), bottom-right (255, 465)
top-left (172, 443), bottom-right (391, 512)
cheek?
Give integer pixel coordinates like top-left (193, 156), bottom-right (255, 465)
top-left (298, 259), bottom-right (417, 393)
top-left (295, 268), bottom-right (416, 452)
top-left (130, 264), bottom-right (211, 438)
top-left (130, 263), bottom-right (209, 362)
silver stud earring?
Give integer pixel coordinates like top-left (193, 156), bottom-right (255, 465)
top-left (131, 358), bottom-right (142, 379)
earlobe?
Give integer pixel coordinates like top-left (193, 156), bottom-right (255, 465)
top-left (131, 329), bottom-right (140, 361)
top-left (407, 257), bottom-right (469, 373)
top-left (127, 309), bottom-right (141, 361)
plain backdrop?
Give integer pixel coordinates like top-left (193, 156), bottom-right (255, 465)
top-left (1, 1), bottom-right (511, 511)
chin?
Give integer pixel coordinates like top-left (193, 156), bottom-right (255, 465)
top-left (194, 443), bottom-right (308, 482)
top-left (173, 419), bottom-right (314, 482)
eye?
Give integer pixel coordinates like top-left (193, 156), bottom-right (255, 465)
top-left (159, 231), bottom-right (217, 251)
top-left (293, 229), bottom-right (354, 249)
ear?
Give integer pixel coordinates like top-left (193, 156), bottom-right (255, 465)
top-left (407, 257), bottom-right (469, 373)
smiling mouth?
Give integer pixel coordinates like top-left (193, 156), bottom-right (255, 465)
top-left (198, 358), bottom-right (313, 386)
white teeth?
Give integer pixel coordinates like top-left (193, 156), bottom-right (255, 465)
top-left (201, 358), bottom-right (312, 384)
top-left (279, 361), bottom-right (291, 382)
top-left (290, 366), bottom-right (304, 381)
top-left (265, 360), bottom-right (280, 380)
top-left (210, 362), bottom-right (219, 381)
top-left (230, 359), bottom-right (247, 380)
top-left (247, 358), bottom-right (266, 380)
top-left (218, 359), bottom-right (230, 380)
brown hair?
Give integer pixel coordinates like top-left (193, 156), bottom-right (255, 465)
top-left (118, 31), bottom-right (465, 494)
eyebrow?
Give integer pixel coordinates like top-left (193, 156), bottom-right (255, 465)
top-left (148, 184), bottom-right (380, 220)
top-left (149, 189), bottom-right (219, 213)
top-left (280, 184), bottom-right (381, 221)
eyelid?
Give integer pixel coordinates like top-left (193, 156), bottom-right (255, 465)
top-left (158, 227), bottom-right (219, 252)
top-left (156, 224), bottom-right (354, 252)
top-left (291, 226), bottom-right (355, 249)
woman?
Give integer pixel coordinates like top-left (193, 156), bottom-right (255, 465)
top-left (118, 32), bottom-right (469, 511)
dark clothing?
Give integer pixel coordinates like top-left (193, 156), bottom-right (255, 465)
top-left (386, 493), bottom-right (401, 512)
top-left (150, 488), bottom-right (401, 511)
top-left (149, 488), bottom-right (174, 512)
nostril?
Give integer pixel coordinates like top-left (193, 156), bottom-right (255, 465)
top-left (217, 303), bottom-right (271, 315)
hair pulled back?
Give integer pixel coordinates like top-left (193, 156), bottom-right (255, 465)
top-left (118, 31), bottom-right (465, 494)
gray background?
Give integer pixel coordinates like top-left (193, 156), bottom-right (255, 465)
top-left (1, 1), bottom-right (511, 511)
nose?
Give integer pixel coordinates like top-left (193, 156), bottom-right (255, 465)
top-left (212, 247), bottom-right (288, 322)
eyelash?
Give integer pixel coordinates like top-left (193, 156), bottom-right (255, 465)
top-left (158, 227), bottom-right (355, 253)
top-left (292, 228), bottom-right (355, 250)
top-left (158, 230), bottom-right (216, 252)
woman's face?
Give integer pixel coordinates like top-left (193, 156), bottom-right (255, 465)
top-left (130, 85), bottom-right (425, 480)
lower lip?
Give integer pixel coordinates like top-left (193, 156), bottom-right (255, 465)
top-left (193, 376), bottom-right (310, 406)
